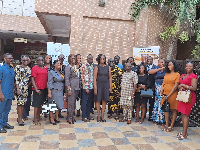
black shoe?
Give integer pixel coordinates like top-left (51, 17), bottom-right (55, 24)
top-left (58, 113), bottom-right (64, 118)
top-left (50, 120), bottom-right (57, 125)
top-left (3, 124), bottom-right (14, 129)
top-left (0, 127), bottom-right (7, 133)
top-left (54, 119), bottom-right (61, 123)
top-left (18, 123), bottom-right (25, 126)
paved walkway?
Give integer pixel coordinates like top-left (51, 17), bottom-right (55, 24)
top-left (0, 101), bottom-right (200, 150)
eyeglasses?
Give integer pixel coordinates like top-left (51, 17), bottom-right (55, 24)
top-left (71, 58), bottom-right (76, 60)
top-left (37, 60), bottom-right (44, 61)
top-left (22, 60), bottom-right (29, 62)
top-left (5, 58), bottom-right (13, 60)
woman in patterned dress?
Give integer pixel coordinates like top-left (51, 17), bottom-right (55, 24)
top-left (107, 58), bottom-right (123, 119)
top-left (15, 55), bottom-right (31, 126)
top-left (148, 59), bottom-right (165, 125)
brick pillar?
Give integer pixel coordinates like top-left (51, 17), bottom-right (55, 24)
top-left (135, 7), bottom-right (149, 47)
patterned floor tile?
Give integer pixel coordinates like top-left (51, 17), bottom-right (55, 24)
top-left (76, 133), bottom-right (93, 139)
top-left (118, 126), bottom-right (133, 132)
top-left (59, 124), bottom-right (74, 129)
top-left (131, 126), bottom-right (148, 131)
top-left (59, 133), bottom-right (76, 140)
top-left (103, 127), bottom-right (120, 132)
top-left (122, 131), bottom-right (140, 137)
top-left (41, 134), bottom-right (59, 141)
top-left (167, 142), bottom-right (190, 150)
top-left (22, 135), bottom-right (41, 142)
top-left (107, 132), bottom-right (125, 138)
top-left (79, 146), bottom-right (98, 150)
top-left (114, 122), bottom-right (126, 127)
top-left (150, 130), bottom-right (170, 136)
top-left (74, 128), bottom-right (90, 133)
top-left (98, 145), bottom-right (118, 150)
top-left (59, 140), bottom-right (78, 148)
top-left (87, 123), bottom-right (102, 128)
top-left (28, 125), bottom-right (44, 130)
top-left (127, 137), bottom-right (147, 144)
top-left (59, 128), bottom-right (75, 134)
top-left (182, 142), bottom-right (200, 149)
top-left (150, 143), bottom-right (173, 150)
top-left (42, 129), bottom-right (59, 135)
top-left (89, 127), bottom-right (105, 133)
top-left (0, 136), bottom-right (6, 142)
top-left (0, 143), bottom-right (20, 150)
top-left (111, 137), bottom-right (131, 145)
top-left (143, 136), bottom-right (163, 143)
top-left (39, 141), bottom-right (59, 149)
top-left (133, 144), bottom-right (155, 150)
top-left (2, 136), bottom-right (24, 143)
top-left (95, 138), bottom-right (114, 146)
top-left (77, 139), bottom-right (96, 147)
top-left (135, 131), bottom-right (155, 137)
top-left (18, 142), bottom-right (40, 150)
top-left (116, 145), bottom-right (136, 150)
top-left (92, 132), bottom-right (109, 139)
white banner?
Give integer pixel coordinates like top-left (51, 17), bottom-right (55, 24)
top-left (47, 42), bottom-right (70, 65)
top-left (133, 46), bottom-right (160, 65)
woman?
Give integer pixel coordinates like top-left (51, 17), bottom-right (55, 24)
top-left (135, 64), bottom-right (150, 124)
top-left (45, 54), bottom-right (52, 71)
top-left (160, 60), bottom-right (180, 132)
top-left (127, 57), bottom-right (137, 72)
top-left (22, 56), bottom-right (33, 121)
top-left (75, 54), bottom-right (82, 117)
top-left (15, 55), bottom-right (31, 126)
top-left (93, 54), bottom-right (112, 122)
top-left (107, 58), bottom-right (123, 119)
top-left (149, 59), bottom-right (166, 125)
top-left (31, 56), bottom-right (48, 125)
top-left (177, 62), bottom-right (198, 140)
top-left (48, 59), bottom-right (65, 125)
top-left (65, 54), bottom-right (80, 124)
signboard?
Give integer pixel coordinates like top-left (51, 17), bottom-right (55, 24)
top-left (47, 42), bottom-right (70, 65)
top-left (133, 46), bottom-right (160, 65)
top-left (14, 38), bottom-right (27, 43)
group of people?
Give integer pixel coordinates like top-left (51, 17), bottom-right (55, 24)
top-left (0, 53), bottom-right (198, 141)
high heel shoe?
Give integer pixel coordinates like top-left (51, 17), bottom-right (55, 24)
top-left (50, 120), bottom-right (57, 125)
top-left (97, 116), bottom-right (101, 122)
top-left (54, 119), bottom-right (61, 123)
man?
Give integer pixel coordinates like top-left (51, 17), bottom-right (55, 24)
top-left (147, 56), bottom-right (156, 121)
top-left (58, 54), bottom-right (65, 118)
top-left (140, 54), bottom-right (148, 65)
top-left (119, 62), bottom-right (138, 124)
top-left (0, 53), bottom-right (15, 133)
top-left (114, 55), bottom-right (123, 69)
top-left (80, 54), bottom-right (94, 122)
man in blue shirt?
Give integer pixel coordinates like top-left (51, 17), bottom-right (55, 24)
top-left (0, 53), bottom-right (15, 133)
top-left (114, 55), bottom-right (123, 69)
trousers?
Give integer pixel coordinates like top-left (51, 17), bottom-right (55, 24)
top-left (81, 89), bottom-right (94, 118)
top-left (122, 105), bottom-right (132, 120)
top-left (0, 99), bottom-right (12, 128)
top-left (67, 90), bottom-right (78, 121)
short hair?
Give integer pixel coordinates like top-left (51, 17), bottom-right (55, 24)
top-left (68, 54), bottom-right (76, 64)
top-left (114, 55), bottom-right (120, 59)
top-left (147, 56), bottom-right (153, 60)
top-left (125, 62), bottom-right (131, 66)
top-left (87, 54), bottom-right (92, 58)
top-left (165, 60), bottom-right (180, 73)
top-left (3, 53), bottom-right (11, 58)
top-left (127, 57), bottom-right (136, 66)
top-left (36, 56), bottom-right (44, 61)
top-left (136, 64), bottom-right (147, 75)
top-left (96, 54), bottom-right (106, 65)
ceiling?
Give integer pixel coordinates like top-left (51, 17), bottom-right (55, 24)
top-left (0, 30), bottom-right (48, 43)
top-left (42, 14), bottom-right (71, 38)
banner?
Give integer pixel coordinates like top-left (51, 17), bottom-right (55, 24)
top-left (47, 42), bottom-right (70, 65)
top-left (133, 46), bottom-right (160, 65)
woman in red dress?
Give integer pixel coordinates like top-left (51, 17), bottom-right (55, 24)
top-left (177, 62), bottom-right (198, 140)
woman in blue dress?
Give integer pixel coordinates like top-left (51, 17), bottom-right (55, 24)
top-left (148, 59), bottom-right (165, 125)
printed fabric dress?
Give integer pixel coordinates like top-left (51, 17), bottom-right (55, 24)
top-left (108, 65), bottom-right (123, 115)
top-left (151, 66), bottom-right (165, 124)
top-left (120, 71), bottom-right (138, 108)
top-left (178, 73), bottom-right (198, 116)
top-left (15, 65), bottom-right (31, 105)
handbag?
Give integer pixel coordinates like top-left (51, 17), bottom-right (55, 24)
top-left (161, 96), bottom-right (170, 112)
top-left (176, 90), bottom-right (192, 103)
top-left (140, 89), bottom-right (154, 98)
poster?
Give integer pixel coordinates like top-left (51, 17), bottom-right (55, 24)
top-left (133, 46), bottom-right (160, 65)
top-left (47, 42), bottom-right (70, 65)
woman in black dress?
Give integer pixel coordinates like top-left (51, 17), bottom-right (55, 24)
top-left (93, 54), bottom-right (112, 122)
top-left (135, 64), bottom-right (150, 124)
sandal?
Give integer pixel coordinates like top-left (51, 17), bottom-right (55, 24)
top-left (177, 134), bottom-right (187, 140)
top-left (107, 115), bottom-right (112, 119)
top-left (135, 118), bottom-right (139, 123)
top-left (33, 121), bottom-right (41, 125)
top-left (177, 132), bottom-right (188, 137)
top-left (162, 127), bottom-right (168, 131)
top-left (166, 127), bottom-right (174, 132)
top-left (97, 116), bottom-right (101, 122)
top-left (114, 116), bottom-right (119, 120)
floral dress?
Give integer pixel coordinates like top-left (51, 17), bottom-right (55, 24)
top-left (15, 65), bottom-right (31, 105)
top-left (108, 65), bottom-right (123, 115)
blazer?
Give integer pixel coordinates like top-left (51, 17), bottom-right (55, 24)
top-left (65, 65), bottom-right (80, 90)
top-left (48, 70), bottom-right (64, 90)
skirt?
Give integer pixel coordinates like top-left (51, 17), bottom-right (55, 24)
top-left (32, 89), bottom-right (48, 107)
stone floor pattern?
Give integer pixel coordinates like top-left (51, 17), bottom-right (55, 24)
top-left (0, 101), bottom-right (200, 150)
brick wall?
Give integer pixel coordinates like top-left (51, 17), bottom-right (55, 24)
top-left (35, 0), bottom-right (177, 63)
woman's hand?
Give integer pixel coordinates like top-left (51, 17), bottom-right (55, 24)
top-left (130, 93), bottom-right (135, 99)
top-left (140, 84), bottom-right (146, 89)
top-left (68, 90), bottom-right (72, 96)
top-left (161, 95), bottom-right (166, 100)
top-left (94, 88), bottom-right (97, 95)
top-left (48, 93), bottom-right (52, 98)
top-left (17, 89), bottom-right (22, 96)
top-left (36, 89), bottom-right (41, 95)
top-left (109, 88), bottom-right (112, 93)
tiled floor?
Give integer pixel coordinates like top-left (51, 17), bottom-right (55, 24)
top-left (1, 101), bottom-right (200, 150)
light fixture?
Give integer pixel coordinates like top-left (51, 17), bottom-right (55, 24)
top-left (99, 0), bottom-right (105, 7)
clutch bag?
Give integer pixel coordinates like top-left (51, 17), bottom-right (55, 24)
top-left (140, 89), bottom-right (154, 98)
top-left (176, 90), bottom-right (192, 103)
top-left (161, 96), bottom-right (170, 112)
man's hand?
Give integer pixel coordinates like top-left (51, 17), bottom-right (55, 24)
top-left (0, 93), bottom-right (5, 102)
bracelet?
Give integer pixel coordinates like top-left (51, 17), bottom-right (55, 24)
top-left (67, 88), bottom-right (71, 91)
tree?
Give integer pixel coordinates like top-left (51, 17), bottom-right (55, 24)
top-left (129, 0), bottom-right (200, 59)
